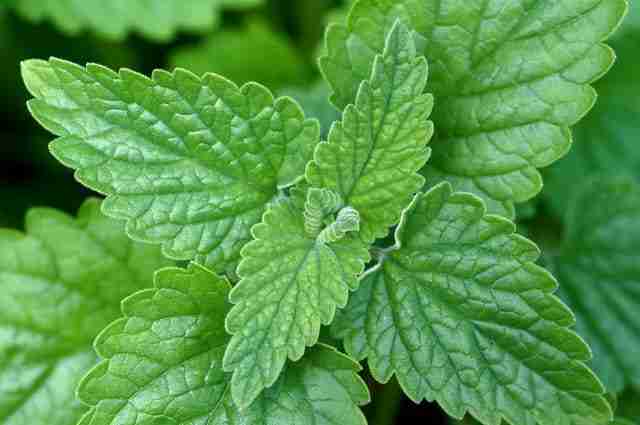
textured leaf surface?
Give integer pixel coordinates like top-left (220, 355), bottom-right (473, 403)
top-left (12, 0), bottom-right (262, 41)
top-left (77, 264), bottom-right (369, 425)
top-left (0, 199), bottom-right (172, 425)
top-left (322, 0), bottom-right (627, 217)
top-left (309, 21), bottom-right (434, 243)
top-left (223, 195), bottom-right (369, 407)
top-left (22, 58), bottom-right (319, 273)
top-left (552, 178), bottom-right (640, 392)
top-left (544, 24), bottom-right (640, 215)
top-left (170, 20), bottom-right (310, 90)
top-left (332, 183), bottom-right (610, 425)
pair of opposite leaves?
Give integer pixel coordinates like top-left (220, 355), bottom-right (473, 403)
top-left (11, 1), bottom-right (630, 424)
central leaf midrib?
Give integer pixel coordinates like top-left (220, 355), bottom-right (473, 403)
top-left (243, 239), bottom-right (317, 384)
top-left (343, 44), bottom-right (400, 204)
top-left (387, 253), bottom-right (602, 419)
top-left (379, 265), bottom-right (461, 401)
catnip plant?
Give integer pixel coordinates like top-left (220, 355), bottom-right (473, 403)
top-left (1, 0), bottom-right (637, 425)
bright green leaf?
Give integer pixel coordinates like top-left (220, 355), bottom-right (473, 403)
top-left (552, 178), bottom-right (640, 392)
top-left (77, 263), bottom-right (370, 425)
top-left (332, 182), bottom-right (611, 425)
top-left (170, 20), bottom-right (310, 90)
top-left (21, 58), bottom-right (320, 273)
top-left (309, 20), bottom-right (434, 244)
top-left (0, 199), bottom-right (172, 425)
top-left (321, 0), bottom-right (627, 217)
top-left (223, 193), bottom-right (370, 408)
top-left (12, 0), bottom-right (263, 41)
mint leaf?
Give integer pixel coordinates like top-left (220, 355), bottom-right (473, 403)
top-left (552, 178), bottom-right (640, 392)
top-left (0, 199), bottom-right (172, 425)
top-left (77, 264), bottom-right (369, 425)
top-left (544, 32), bottom-right (640, 215)
top-left (170, 20), bottom-right (310, 90)
top-left (332, 182), bottom-right (611, 425)
top-left (21, 58), bottom-right (320, 273)
top-left (309, 20), bottom-right (434, 243)
top-left (322, 0), bottom-right (627, 217)
top-left (223, 193), bottom-right (369, 408)
top-left (12, 0), bottom-right (262, 41)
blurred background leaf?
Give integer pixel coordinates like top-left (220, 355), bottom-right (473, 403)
top-left (535, 1), bottom-right (640, 416)
top-left (170, 19), bottom-right (310, 89)
top-left (10, 0), bottom-right (264, 41)
top-left (543, 4), bottom-right (640, 216)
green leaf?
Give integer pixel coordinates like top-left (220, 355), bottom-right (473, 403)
top-left (170, 20), bottom-right (311, 90)
top-left (544, 31), bottom-right (640, 216)
top-left (0, 199), bottom-right (172, 425)
top-left (309, 20), bottom-right (434, 244)
top-left (21, 58), bottom-right (320, 273)
top-left (77, 264), bottom-right (370, 425)
top-left (551, 178), bottom-right (640, 393)
top-left (332, 182), bottom-right (611, 425)
top-left (223, 193), bottom-right (370, 408)
top-left (321, 0), bottom-right (627, 217)
top-left (12, 0), bottom-right (263, 41)
top-left (612, 0), bottom-right (639, 39)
